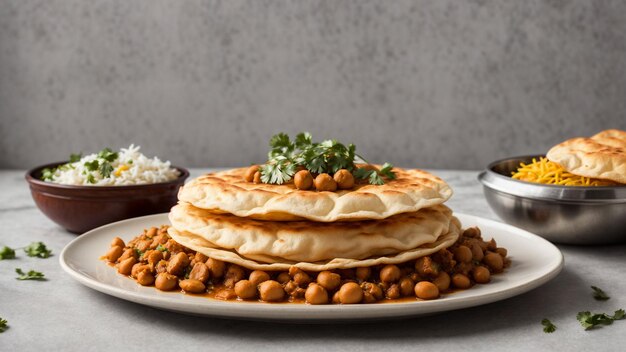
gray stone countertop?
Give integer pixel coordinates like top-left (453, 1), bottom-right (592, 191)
top-left (1, 169), bottom-right (624, 351)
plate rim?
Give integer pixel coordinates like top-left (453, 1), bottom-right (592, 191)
top-left (59, 212), bottom-right (564, 321)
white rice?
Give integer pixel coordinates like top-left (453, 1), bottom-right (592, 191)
top-left (46, 145), bottom-right (181, 186)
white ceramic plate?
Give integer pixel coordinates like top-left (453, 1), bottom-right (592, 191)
top-left (60, 213), bottom-right (563, 322)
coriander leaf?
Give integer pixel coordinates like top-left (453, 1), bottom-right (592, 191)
top-left (0, 246), bottom-right (16, 260)
top-left (134, 248), bottom-right (144, 258)
top-left (86, 174), bottom-right (96, 184)
top-left (69, 153), bottom-right (82, 163)
top-left (156, 244), bottom-right (168, 252)
top-left (591, 286), bottom-right (610, 301)
top-left (379, 162), bottom-right (397, 180)
top-left (577, 310), bottom-right (625, 330)
top-left (84, 160), bottom-right (99, 171)
top-left (99, 162), bottom-right (114, 178)
top-left (0, 317), bottom-right (7, 333)
top-left (15, 268), bottom-right (46, 281)
top-left (368, 170), bottom-right (385, 185)
top-left (97, 148), bottom-right (118, 162)
top-left (41, 167), bottom-right (56, 181)
top-left (353, 167), bottom-right (372, 180)
top-left (294, 132), bottom-right (312, 148)
top-left (541, 318), bottom-right (556, 333)
top-left (260, 159), bottom-right (296, 185)
top-left (269, 133), bottom-right (291, 149)
top-left (24, 242), bottom-right (52, 258)
top-left (127, 159), bottom-right (133, 164)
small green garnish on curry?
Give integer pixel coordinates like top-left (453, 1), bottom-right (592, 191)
top-left (541, 318), bottom-right (556, 333)
top-left (0, 317), bottom-right (8, 333)
top-left (134, 248), bottom-right (144, 258)
top-left (576, 309), bottom-right (625, 330)
top-left (591, 286), bottom-right (610, 301)
top-left (24, 242), bottom-right (52, 258)
top-left (260, 132), bottom-right (396, 185)
top-left (15, 268), bottom-right (46, 281)
top-left (0, 246), bottom-right (16, 260)
top-left (156, 244), bottom-right (168, 252)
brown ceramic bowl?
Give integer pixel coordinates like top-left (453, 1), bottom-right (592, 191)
top-left (25, 162), bottom-right (189, 234)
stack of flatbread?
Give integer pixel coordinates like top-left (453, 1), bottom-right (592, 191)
top-left (167, 166), bottom-right (461, 271)
top-left (547, 129), bottom-right (626, 184)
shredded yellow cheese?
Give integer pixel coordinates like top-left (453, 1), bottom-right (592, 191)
top-left (511, 157), bottom-right (617, 186)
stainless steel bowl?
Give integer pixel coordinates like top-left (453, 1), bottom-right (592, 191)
top-left (478, 155), bottom-right (626, 245)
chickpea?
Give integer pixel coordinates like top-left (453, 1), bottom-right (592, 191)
top-left (386, 284), bottom-right (401, 299)
top-left (487, 239), bottom-right (497, 251)
top-left (106, 245), bottom-right (124, 262)
top-left (314, 173), bottom-right (337, 192)
top-left (415, 257), bottom-right (439, 278)
top-left (110, 237), bottom-right (125, 248)
top-left (289, 268), bottom-right (311, 287)
top-left (207, 258), bottom-right (226, 278)
top-left (305, 283), bottom-right (329, 305)
top-left (452, 273), bottom-right (471, 289)
top-left (155, 260), bottom-right (167, 274)
top-left (155, 273), bottom-right (178, 291)
top-left (496, 247), bottom-right (508, 258)
top-left (294, 170), bottom-right (314, 190)
top-left (179, 279), bottom-right (206, 293)
top-left (316, 271), bottom-right (341, 291)
top-left (136, 240), bottom-right (151, 253)
top-left (224, 265), bottom-right (246, 288)
top-left (245, 165), bottom-right (260, 182)
top-left (361, 282), bottom-right (384, 301)
top-left (249, 270), bottom-right (270, 285)
top-left (414, 281), bottom-right (440, 300)
top-left (463, 227), bottom-right (480, 238)
top-left (473, 266), bottom-right (491, 284)
top-left (332, 291), bottom-right (341, 304)
top-left (131, 263), bottom-right (151, 278)
top-left (136, 270), bottom-right (155, 286)
top-left (189, 262), bottom-right (210, 283)
top-left (333, 169), bottom-right (355, 189)
top-left (235, 280), bottom-right (257, 300)
top-left (147, 250), bottom-right (163, 265)
top-left (484, 252), bottom-right (504, 272)
top-left (117, 257), bottom-right (136, 276)
top-left (432, 272), bottom-right (451, 292)
top-left (146, 227), bottom-right (158, 238)
top-left (118, 248), bottom-right (135, 262)
top-left (253, 171), bottom-right (262, 184)
top-left (380, 265), bottom-right (401, 283)
top-left (355, 267), bottom-right (371, 282)
top-left (167, 252), bottom-right (190, 276)
top-left (399, 277), bottom-right (415, 296)
top-left (193, 252), bottom-right (208, 263)
top-left (258, 280), bottom-right (285, 302)
top-left (338, 282), bottom-right (363, 304)
top-left (454, 245), bottom-right (473, 263)
top-left (277, 272), bottom-right (291, 284)
top-left (471, 243), bottom-right (484, 261)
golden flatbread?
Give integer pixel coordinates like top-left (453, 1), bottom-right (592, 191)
top-left (169, 202), bottom-right (456, 263)
top-left (547, 129), bottom-right (626, 184)
top-left (177, 166), bottom-right (453, 222)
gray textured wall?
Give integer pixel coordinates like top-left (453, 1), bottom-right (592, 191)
top-left (1, 0), bottom-right (625, 169)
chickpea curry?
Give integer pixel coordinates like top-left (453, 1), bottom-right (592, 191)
top-left (102, 225), bottom-right (510, 304)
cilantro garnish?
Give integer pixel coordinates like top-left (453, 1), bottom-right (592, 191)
top-left (40, 148), bottom-right (120, 182)
top-left (24, 242), bottom-right (52, 258)
top-left (0, 246), bottom-right (16, 260)
top-left (0, 317), bottom-right (7, 333)
top-left (156, 244), bottom-right (168, 252)
top-left (541, 318), bottom-right (556, 333)
top-left (577, 309), bottom-right (625, 330)
top-left (260, 132), bottom-right (395, 185)
top-left (15, 268), bottom-right (46, 281)
top-left (591, 286), bottom-right (610, 301)
top-left (84, 160), bottom-right (99, 171)
top-left (69, 153), bottom-right (82, 163)
top-left (97, 147), bottom-right (118, 162)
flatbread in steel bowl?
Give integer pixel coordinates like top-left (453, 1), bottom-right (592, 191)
top-left (177, 166), bottom-right (453, 222)
top-left (547, 129), bottom-right (626, 184)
